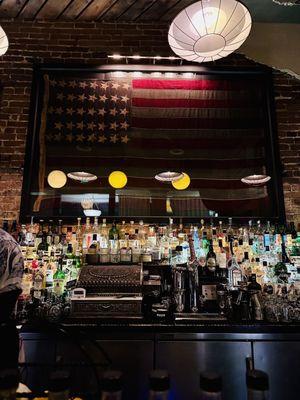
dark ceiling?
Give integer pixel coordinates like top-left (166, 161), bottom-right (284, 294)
top-left (0, 0), bottom-right (300, 23)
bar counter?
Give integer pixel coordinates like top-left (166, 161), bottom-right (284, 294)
top-left (20, 319), bottom-right (300, 400)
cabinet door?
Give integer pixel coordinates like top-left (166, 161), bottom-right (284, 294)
top-left (157, 341), bottom-right (251, 400)
top-left (253, 342), bottom-right (300, 400)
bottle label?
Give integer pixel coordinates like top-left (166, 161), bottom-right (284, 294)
top-left (216, 253), bottom-right (227, 269)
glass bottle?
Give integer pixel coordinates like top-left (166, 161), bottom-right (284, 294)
top-left (53, 262), bottom-right (66, 296)
top-left (246, 370), bottom-right (269, 400)
top-left (205, 240), bottom-right (217, 274)
top-left (228, 255), bottom-right (243, 289)
top-left (88, 234), bottom-right (99, 254)
top-left (148, 370), bottom-right (170, 400)
top-left (109, 221), bottom-right (119, 240)
top-left (100, 370), bottom-right (123, 400)
top-left (199, 371), bottom-right (223, 400)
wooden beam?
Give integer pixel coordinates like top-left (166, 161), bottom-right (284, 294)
top-left (138, 0), bottom-right (183, 21)
top-left (99, 0), bottom-right (138, 21)
top-left (0, 0), bottom-right (28, 18)
top-left (18, 0), bottom-right (48, 19)
top-left (160, 0), bottom-right (195, 21)
top-left (119, 0), bottom-right (157, 21)
top-left (36, 0), bottom-right (73, 19)
top-left (77, 0), bottom-right (118, 20)
top-left (60, 0), bottom-right (93, 19)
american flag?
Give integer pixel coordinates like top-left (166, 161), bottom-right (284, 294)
top-left (34, 71), bottom-right (271, 217)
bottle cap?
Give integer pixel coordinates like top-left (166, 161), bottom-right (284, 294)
top-left (92, 234), bottom-right (97, 240)
top-left (49, 370), bottom-right (70, 392)
top-left (263, 261), bottom-right (268, 267)
top-left (0, 369), bottom-right (19, 390)
top-left (246, 370), bottom-right (269, 391)
top-left (149, 370), bottom-right (170, 391)
top-left (175, 246), bottom-right (183, 252)
top-left (101, 370), bottom-right (123, 392)
top-left (199, 371), bottom-right (222, 393)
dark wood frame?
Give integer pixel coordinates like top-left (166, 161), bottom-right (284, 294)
top-left (19, 62), bottom-right (286, 224)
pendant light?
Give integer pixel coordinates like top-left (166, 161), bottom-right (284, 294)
top-left (0, 26), bottom-right (9, 56)
top-left (67, 171), bottom-right (97, 183)
top-left (155, 171), bottom-right (184, 182)
top-left (168, 0), bottom-right (252, 62)
top-left (241, 174), bottom-right (271, 186)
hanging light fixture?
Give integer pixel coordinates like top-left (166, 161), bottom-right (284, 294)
top-left (172, 173), bottom-right (191, 190)
top-left (168, 0), bottom-right (252, 63)
top-left (272, 0), bottom-right (300, 5)
top-left (0, 26), bottom-right (9, 56)
top-left (67, 171), bottom-right (97, 183)
top-left (155, 171), bottom-right (184, 182)
top-left (47, 170), bottom-right (67, 189)
top-left (108, 171), bottom-right (128, 189)
top-left (241, 174), bottom-right (271, 186)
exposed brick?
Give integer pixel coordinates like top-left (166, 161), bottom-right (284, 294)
top-left (0, 19), bottom-right (299, 223)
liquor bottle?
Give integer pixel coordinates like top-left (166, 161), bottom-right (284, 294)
top-left (76, 217), bottom-right (83, 251)
top-left (53, 262), bottom-right (66, 296)
top-left (246, 370), bottom-right (269, 400)
top-left (281, 241), bottom-right (291, 264)
top-left (48, 370), bottom-right (70, 400)
top-left (148, 370), bottom-right (170, 400)
top-left (199, 371), bottom-right (223, 399)
top-left (34, 220), bottom-right (44, 248)
top-left (33, 268), bottom-right (44, 299)
top-left (88, 234), bottom-right (99, 254)
top-left (109, 221), bottom-right (119, 240)
top-left (228, 255), bottom-right (243, 289)
top-left (205, 240), bottom-right (217, 274)
top-left (119, 220), bottom-right (127, 240)
top-left (83, 217), bottom-right (92, 250)
top-left (2, 219), bottom-right (9, 232)
top-left (216, 239), bottom-right (227, 278)
top-left (263, 221), bottom-right (271, 249)
top-left (37, 232), bottom-right (49, 256)
top-left (47, 220), bottom-right (54, 246)
top-left (100, 370), bottom-right (123, 400)
top-left (290, 221), bottom-right (298, 239)
top-left (188, 234), bottom-right (199, 312)
top-left (45, 261), bottom-right (54, 292)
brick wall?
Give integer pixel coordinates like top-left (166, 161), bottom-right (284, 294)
top-left (0, 20), bottom-right (299, 224)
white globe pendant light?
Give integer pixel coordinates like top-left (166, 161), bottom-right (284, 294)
top-left (168, 0), bottom-right (252, 62)
top-left (0, 26), bottom-right (9, 56)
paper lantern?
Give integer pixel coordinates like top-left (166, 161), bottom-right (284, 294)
top-left (241, 174), bottom-right (271, 186)
top-left (168, 0), bottom-right (252, 62)
top-left (0, 26), bottom-right (9, 56)
top-left (155, 171), bottom-right (184, 182)
top-left (108, 171), bottom-right (128, 189)
top-left (172, 173), bottom-right (191, 190)
top-left (47, 170), bottom-right (67, 189)
top-left (67, 171), bottom-right (97, 183)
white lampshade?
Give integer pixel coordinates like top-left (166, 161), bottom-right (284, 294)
top-left (155, 171), bottom-right (184, 182)
top-left (83, 209), bottom-right (102, 217)
top-left (241, 174), bottom-right (271, 186)
top-left (67, 171), bottom-right (97, 183)
top-left (168, 0), bottom-right (252, 62)
top-left (0, 26), bottom-right (9, 56)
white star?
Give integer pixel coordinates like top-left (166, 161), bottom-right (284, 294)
top-left (76, 134), bottom-right (84, 142)
top-left (109, 108), bottom-right (117, 116)
top-left (56, 92), bottom-right (64, 101)
top-left (77, 121), bottom-right (84, 130)
top-left (110, 122), bottom-right (118, 131)
top-left (110, 134), bottom-right (118, 143)
top-left (66, 108), bottom-right (74, 115)
top-left (100, 94), bottom-right (108, 102)
top-left (121, 95), bottom-right (129, 103)
top-left (111, 95), bottom-right (119, 102)
top-left (67, 121), bottom-right (74, 130)
top-left (87, 122), bottom-right (96, 130)
top-left (98, 108), bottom-right (106, 116)
top-left (88, 133), bottom-right (96, 142)
top-left (77, 108), bottom-right (84, 115)
top-left (49, 79), bottom-right (57, 86)
top-left (90, 81), bottom-right (98, 89)
top-left (120, 121), bottom-right (129, 130)
top-left (58, 80), bottom-right (66, 87)
top-left (67, 94), bottom-right (76, 102)
top-left (69, 80), bottom-right (77, 88)
top-left (100, 82), bottom-right (109, 90)
top-left (122, 83), bottom-right (130, 90)
top-left (89, 94), bottom-right (97, 101)
top-left (98, 135), bottom-right (106, 143)
top-left (54, 122), bottom-right (63, 130)
top-left (88, 108), bottom-right (96, 116)
top-left (98, 123), bottom-right (106, 131)
top-left (78, 94), bottom-right (87, 102)
top-left (55, 107), bottom-right (63, 115)
top-left (112, 82), bottom-right (120, 89)
top-left (79, 81), bottom-right (88, 89)
top-left (120, 108), bottom-right (129, 116)
top-left (121, 135), bottom-right (130, 144)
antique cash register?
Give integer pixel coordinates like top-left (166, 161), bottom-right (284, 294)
top-left (71, 264), bottom-right (143, 319)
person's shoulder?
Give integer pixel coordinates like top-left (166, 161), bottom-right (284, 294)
top-left (0, 228), bottom-right (18, 247)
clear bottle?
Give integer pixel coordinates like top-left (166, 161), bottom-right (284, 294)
top-left (48, 370), bottom-right (70, 400)
top-left (199, 371), bottom-right (223, 400)
top-left (228, 255), bottom-right (243, 289)
top-left (100, 370), bottom-right (123, 400)
top-left (0, 369), bottom-right (19, 400)
top-left (246, 370), bottom-right (269, 400)
top-left (148, 370), bottom-right (170, 400)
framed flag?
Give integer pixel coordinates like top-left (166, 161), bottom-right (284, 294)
top-left (20, 63), bottom-right (285, 222)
